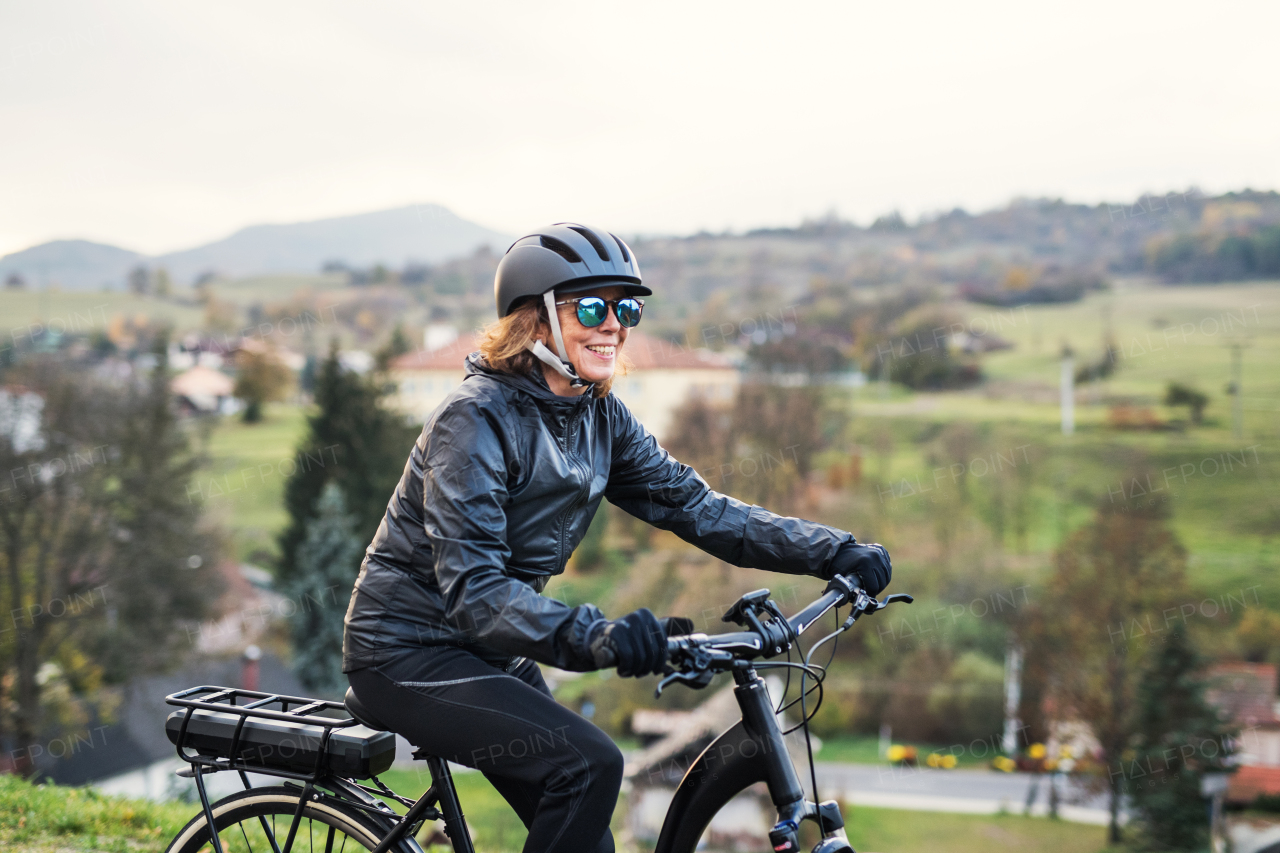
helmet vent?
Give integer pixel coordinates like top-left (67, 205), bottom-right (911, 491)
top-left (567, 226), bottom-right (610, 262)
top-left (610, 233), bottom-right (630, 264)
top-left (539, 236), bottom-right (583, 264)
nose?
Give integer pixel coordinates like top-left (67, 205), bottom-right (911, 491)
top-left (597, 304), bottom-right (622, 335)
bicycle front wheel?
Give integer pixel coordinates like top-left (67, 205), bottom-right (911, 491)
top-left (165, 785), bottom-right (412, 853)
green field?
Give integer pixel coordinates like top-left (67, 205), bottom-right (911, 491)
top-left (855, 280), bottom-right (1280, 433)
top-left (197, 403), bottom-right (310, 564)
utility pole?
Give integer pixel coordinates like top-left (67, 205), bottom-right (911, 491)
top-left (1060, 347), bottom-right (1074, 436)
top-left (1002, 639), bottom-right (1024, 755)
top-left (1230, 343), bottom-right (1244, 440)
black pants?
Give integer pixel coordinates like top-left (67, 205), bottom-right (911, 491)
top-left (347, 646), bottom-right (622, 853)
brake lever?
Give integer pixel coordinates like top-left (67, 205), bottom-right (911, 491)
top-left (655, 668), bottom-right (714, 699)
top-left (872, 593), bottom-right (915, 611)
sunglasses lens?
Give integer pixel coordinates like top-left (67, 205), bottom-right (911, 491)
top-left (616, 298), bottom-right (642, 327)
top-left (576, 297), bottom-right (607, 327)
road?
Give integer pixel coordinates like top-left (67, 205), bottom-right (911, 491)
top-left (812, 762), bottom-right (1120, 825)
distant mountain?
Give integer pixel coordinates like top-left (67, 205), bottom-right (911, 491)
top-left (154, 204), bottom-right (513, 282)
top-left (0, 239), bottom-right (143, 291)
top-left (0, 204), bottom-right (513, 290)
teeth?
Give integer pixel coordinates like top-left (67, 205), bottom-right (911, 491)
top-left (586, 345), bottom-right (615, 355)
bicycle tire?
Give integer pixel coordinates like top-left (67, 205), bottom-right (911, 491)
top-left (165, 785), bottom-right (417, 853)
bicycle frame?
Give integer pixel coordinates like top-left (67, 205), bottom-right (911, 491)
top-left (654, 663), bottom-right (846, 853)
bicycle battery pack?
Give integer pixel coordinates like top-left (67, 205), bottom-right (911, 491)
top-left (165, 708), bottom-right (396, 779)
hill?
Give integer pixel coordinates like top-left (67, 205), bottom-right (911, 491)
top-left (0, 204), bottom-right (512, 291)
top-left (154, 203), bottom-right (512, 282)
top-left (0, 239), bottom-right (143, 291)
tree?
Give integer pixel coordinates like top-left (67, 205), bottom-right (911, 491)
top-left (1127, 628), bottom-right (1235, 850)
top-left (375, 324), bottom-right (413, 373)
top-left (285, 483), bottom-right (362, 694)
top-left (665, 384), bottom-right (825, 513)
top-left (1164, 382), bottom-right (1209, 424)
top-left (128, 265), bottom-right (150, 296)
top-left (98, 338), bottom-right (221, 679)
top-left (0, 344), bottom-right (218, 774)
top-left (234, 348), bottom-right (293, 423)
top-left (1026, 495), bottom-right (1189, 844)
top-left (277, 343), bottom-right (419, 586)
top-left (153, 267), bottom-right (173, 298)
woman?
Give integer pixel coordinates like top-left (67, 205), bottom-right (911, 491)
top-left (343, 222), bottom-right (891, 853)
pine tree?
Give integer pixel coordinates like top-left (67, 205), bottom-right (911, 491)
top-left (277, 342), bottom-right (418, 584)
top-left (100, 334), bottom-right (221, 678)
top-left (286, 483), bottom-right (362, 694)
top-left (1127, 628), bottom-right (1235, 850)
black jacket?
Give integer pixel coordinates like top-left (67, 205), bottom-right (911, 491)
top-left (342, 354), bottom-right (855, 673)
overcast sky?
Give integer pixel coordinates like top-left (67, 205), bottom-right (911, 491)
top-left (2, 1), bottom-right (1278, 256)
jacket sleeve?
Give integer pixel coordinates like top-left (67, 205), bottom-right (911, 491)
top-left (422, 399), bottom-right (604, 670)
top-left (602, 395), bottom-right (853, 575)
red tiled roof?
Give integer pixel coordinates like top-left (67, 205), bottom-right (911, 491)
top-left (389, 330), bottom-right (735, 372)
top-left (1228, 765), bottom-right (1280, 803)
top-left (621, 331), bottom-right (735, 370)
top-left (390, 334), bottom-right (479, 371)
top-left (1206, 663), bottom-right (1279, 728)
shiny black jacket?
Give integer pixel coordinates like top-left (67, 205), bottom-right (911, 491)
top-left (341, 354), bottom-right (855, 673)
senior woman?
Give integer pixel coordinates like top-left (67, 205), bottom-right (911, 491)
top-left (343, 222), bottom-right (892, 853)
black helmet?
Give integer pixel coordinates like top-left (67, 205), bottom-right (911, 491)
top-left (494, 222), bottom-right (649, 318)
top-left (493, 223), bottom-right (650, 389)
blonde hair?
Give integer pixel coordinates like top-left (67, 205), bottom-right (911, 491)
top-left (478, 298), bottom-right (629, 398)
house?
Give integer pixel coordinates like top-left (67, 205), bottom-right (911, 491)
top-left (1205, 662), bottom-right (1280, 804)
top-left (387, 333), bottom-right (477, 421)
top-left (388, 329), bottom-right (738, 441)
top-left (610, 331), bottom-right (738, 441)
top-left (170, 365), bottom-right (235, 414)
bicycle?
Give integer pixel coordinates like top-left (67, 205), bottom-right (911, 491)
top-left (162, 572), bottom-right (912, 853)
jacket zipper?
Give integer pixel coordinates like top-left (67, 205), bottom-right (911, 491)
top-left (556, 407), bottom-right (589, 569)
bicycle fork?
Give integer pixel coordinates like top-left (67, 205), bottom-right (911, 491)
top-left (733, 665), bottom-right (852, 853)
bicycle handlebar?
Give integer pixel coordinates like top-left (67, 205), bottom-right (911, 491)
top-left (595, 574), bottom-right (913, 683)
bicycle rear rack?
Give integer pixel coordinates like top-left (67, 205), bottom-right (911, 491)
top-left (166, 685), bottom-right (363, 853)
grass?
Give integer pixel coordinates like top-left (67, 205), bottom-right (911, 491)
top-left (376, 767), bottom-right (534, 852)
top-left (854, 280), bottom-right (1280, 433)
top-left (0, 770), bottom-right (1124, 853)
top-left (0, 773), bottom-right (192, 852)
top-left (816, 735), bottom-right (991, 768)
top-left (0, 290), bottom-right (205, 347)
top-left (842, 804), bottom-right (1120, 853)
top-left (196, 403), bottom-right (311, 564)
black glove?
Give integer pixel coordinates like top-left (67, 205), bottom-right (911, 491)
top-left (827, 541), bottom-right (892, 596)
top-left (589, 608), bottom-right (667, 677)
top-left (660, 616), bottom-right (695, 637)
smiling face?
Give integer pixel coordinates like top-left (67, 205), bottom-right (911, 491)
top-left (545, 283), bottom-right (630, 395)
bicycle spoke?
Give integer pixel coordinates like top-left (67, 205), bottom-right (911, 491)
top-left (256, 813), bottom-right (283, 853)
top-left (239, 820), bottom-right (255, 853)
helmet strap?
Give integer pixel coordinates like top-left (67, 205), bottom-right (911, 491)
top-left (525, 291), bottom-right (590, 388)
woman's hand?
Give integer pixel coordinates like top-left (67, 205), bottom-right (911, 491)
top-left (589, 608), bottom-right (668, 677)
top-left (828, 542), bottom-right (892, 596)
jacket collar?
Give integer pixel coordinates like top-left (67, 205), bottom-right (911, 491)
top-left (464, 352), bottom-right (593, 412)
